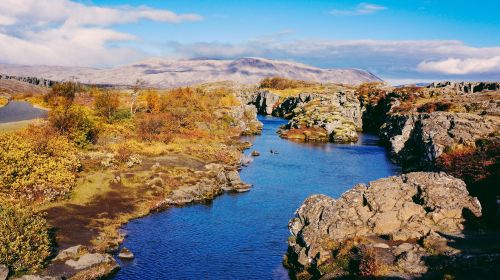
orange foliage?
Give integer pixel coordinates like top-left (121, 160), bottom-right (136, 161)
top-left (436, 140), bottom-right (499, 185)
top-left (259, 77), bottom-right (315, 90)
top-left (417, 101), bottom-right (454, 113)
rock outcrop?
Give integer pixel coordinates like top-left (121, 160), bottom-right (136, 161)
top-left (155, 163), bottom-right (251, 208)
top-left (250, 86), bottom-right (362, 143)
top-left (226, 104), bottom-right (263, 135)
top-left (428, 81), bottom-right (500, 94)
top-left (359, 84), bottom-right (500, 170)
top-left (286, 172), bottom-right (482, 278)
top-left (0, 74), bottom-right (55, 87)
top-left (380, 112), bottom-right (498, 170)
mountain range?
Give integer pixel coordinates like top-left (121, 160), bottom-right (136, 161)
top-left (0, 57), bottom-right (381, 88)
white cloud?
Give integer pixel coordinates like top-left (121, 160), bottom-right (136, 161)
top-left (330, 2), bottom-right (387, 16)
top-left (417, 56), bottom-right (500, 75)
top-left (167, 39), bottom-right (500, 78)
top-left (0, 0), bottom-right (202, 66)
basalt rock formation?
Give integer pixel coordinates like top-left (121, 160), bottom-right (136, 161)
top-left (428, 81), bottom-right (500, 93)
top-left (360, 84), bottom-right (500, 170)
top-left (250, 86), bottom-right (362, 143)
top-left (286, 172), bottom-right (483, 278)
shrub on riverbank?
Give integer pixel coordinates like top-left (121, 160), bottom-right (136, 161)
top-left (49, 105), bottom-right (99, 148)
top-left (0, 125), bottom-right (80, 201)
top-left (0, 203), bottom-right (53, 274)
top-left (45, 81), bottom-right (81, 106)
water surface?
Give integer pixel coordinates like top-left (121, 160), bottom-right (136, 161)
top-left (0, 100), bottom-right (48, 123)
top-left (114, 116), bottom-right (399, 280)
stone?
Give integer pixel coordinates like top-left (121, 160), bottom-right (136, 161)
top-left (250, 150), bottom-right (260, 156)
top-left (65, 253), bottom-right (116, 270)
top-left (0, 265), bottom-right (8, 280)
top-left (53, 245), bottom-right (84, 262)
top-left (11, 276), bottom-right (58, 280)
top-left (118, 248), bottom-right (134, 260)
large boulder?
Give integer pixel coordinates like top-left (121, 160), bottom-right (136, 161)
top-left (286, 172), bottom-right (482, 277)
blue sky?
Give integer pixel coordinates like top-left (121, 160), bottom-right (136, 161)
top-left (99, 0), bottom-right (500, 46)
top-left (1, 0), bottom-right (500, 83)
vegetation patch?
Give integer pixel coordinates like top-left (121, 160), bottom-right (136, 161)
top-left (0, 124), bottom-right (80, 202)
top-left (0, 203), bottom-right (53, 274)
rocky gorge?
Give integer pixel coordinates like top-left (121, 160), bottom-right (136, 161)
top-left (281, 81), bottom-right (500, 278)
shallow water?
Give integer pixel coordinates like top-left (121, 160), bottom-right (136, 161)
top-left (0, 100), bottom-right (47, 123)
top-left (114, 116), bottom-right (399, 280)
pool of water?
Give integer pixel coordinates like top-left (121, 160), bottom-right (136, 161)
top-left (114, 116), bottom-right (400, 280)
top-left (0, 100), bottom-right (48, 123)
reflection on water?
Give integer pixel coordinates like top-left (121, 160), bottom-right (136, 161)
top-left (114, 115), bottom-right (399, 280)
top-left (0, 100), bottom-right (48, 123)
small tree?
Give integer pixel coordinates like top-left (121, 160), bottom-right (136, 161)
top-left (45, 81), bottom-right (81, 107)
top-left (145, 90), bottom-right (161, 113)
top-left (130, 79), bottom-right (146, 115)
top-left (94, 89), bottom-right (120, 121)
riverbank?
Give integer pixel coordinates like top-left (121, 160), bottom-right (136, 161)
top-left (0, 83), bottom-right (264, 279)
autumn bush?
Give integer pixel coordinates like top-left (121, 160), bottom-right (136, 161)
top-left (259, 77), bottom-right (315, 90)
top-left (358, 247), bottom-right (385, 277)
top-left (0, 203), bottom-right (53, 274)
top-left (417, 101), bottom-right (454, 113)
top-left (45, 81), bottom-right (81, 106)
top-left (355, 82), bottom-right (387, 105)
top-left (0, 125), bottom-right (80, 201)
top-left (436, 139), bottom-right (499, 185)
top-left (94, 89), bottom-right (120, 121)
top-left (136, 112), bottom-right (177, 143)
top-left (49, 105), bottom-right (99, 148)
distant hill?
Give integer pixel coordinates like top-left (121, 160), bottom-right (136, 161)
top-left (0, 57), bottom-right (382, 88)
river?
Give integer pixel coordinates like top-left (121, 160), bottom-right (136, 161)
top-left (0, 100), bottom-right (47, 123)
top-left (113, 116), bottom-right (400, 280)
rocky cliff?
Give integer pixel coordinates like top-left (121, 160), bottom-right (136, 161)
top-left (249, 86), bottom-right (362, 143)
top-left (286, 172), bottom-right (485, 278)
top-left (0, 74), bottom-right (55, 87)
top-left (359, 84), bottom-right (499, 170)
top-left (428, 81), bottom-right (500, 93)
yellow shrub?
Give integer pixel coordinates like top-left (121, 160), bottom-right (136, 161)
top-left (0, 125), bottom-right (80, 201)
top-left (0, 203), bottom-right (52, 273)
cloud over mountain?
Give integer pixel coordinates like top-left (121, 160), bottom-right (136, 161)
top-left (0, 0), bottom-right (201, 66)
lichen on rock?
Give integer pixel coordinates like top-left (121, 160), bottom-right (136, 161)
top-left (285, 172), bottom-right (482, 278)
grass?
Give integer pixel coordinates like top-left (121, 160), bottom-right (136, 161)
top-left (0, 119), bottom-right (44, 133)
top-left (267, 86), bottom-right (328, 97)
top-left (38, 170), bottom-right (115, 211)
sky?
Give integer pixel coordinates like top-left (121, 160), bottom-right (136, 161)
top-left (0, 0), bottom-right (500, 83)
